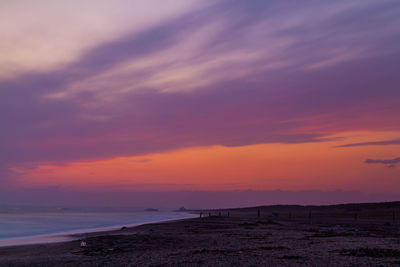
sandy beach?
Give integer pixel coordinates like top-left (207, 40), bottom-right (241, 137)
top-left (2, 0), bottom-right (400, 265)
top-left (0, 202), bottom-right (399, 266)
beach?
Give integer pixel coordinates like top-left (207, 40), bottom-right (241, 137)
top-left (0, 208), bottom-right (195, 247)
top-left (2, 0), bottom-right (400, 265)
top-left (0, 202), bottom-right (400, 266)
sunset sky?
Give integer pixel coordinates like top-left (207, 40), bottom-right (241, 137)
top-left (1, 0), bottom-right (400, 206)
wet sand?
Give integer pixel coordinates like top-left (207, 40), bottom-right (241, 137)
top-left (1, 202), bottom-right (400, 266)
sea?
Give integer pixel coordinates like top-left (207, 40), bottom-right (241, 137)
top-left (0, 206), bottom-right (195, 247)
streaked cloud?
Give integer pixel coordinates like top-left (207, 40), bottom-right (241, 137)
top-left (1, 0), bottom-right (400, 192)
top-left (365, 157), bottom-right (400, 168)
top-left (337, 138), bottom-right (400, 148)
top-left (0, 0), bottom-right (203, 80)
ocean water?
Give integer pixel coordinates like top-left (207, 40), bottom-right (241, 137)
top-left (0, 206), bottom-right (195, 246)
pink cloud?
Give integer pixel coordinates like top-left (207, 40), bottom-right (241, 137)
top-left (1, 0), bottom-right (400, 185)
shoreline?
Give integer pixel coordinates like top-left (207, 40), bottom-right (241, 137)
top-left (0, 212), bottom-right (197, 248)
top-left (1, 202), bottom-right (399, 266)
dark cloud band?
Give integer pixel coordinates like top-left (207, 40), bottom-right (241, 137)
top-left (337, 139), bottom-right (400, 148)
top-left (365, 157), bottom-right (400, 168)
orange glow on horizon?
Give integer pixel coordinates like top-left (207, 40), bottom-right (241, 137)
top-left (14, 131), bottom-right (400, 193)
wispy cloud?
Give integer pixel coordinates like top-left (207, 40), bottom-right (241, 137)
top-left (0, 0), bottom-right (202, 81)
top-left (1, 0), bottom-right (400, 181)
top-left (337, 138), bottom-right (400, 147)
top-left (365, 157), bottom-right (400, 168)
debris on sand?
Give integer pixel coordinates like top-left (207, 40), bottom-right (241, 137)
top-left (340, 248), bottom-right (400, 258)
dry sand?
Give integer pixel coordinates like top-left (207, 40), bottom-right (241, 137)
top-left (1, 202), bottom-right (400, 266)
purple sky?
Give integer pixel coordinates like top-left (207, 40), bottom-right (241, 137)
top-left (1, 0), bottom-right (400, 207)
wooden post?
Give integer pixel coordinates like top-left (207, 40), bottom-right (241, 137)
top-left (257, 208), bottom-right (260, 218)
top-left (227, 212), bottom-right (230, 217)
top-left (200, 212), bottom-right (202, 218)
top-left (219, 212), bottom-right (221, 217)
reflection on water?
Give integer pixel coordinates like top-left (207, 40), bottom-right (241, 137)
top-left (0, 207), bottom-right (194, 247)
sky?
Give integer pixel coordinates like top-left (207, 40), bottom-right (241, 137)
top-left (1, 0), bottom-right (400, 207)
